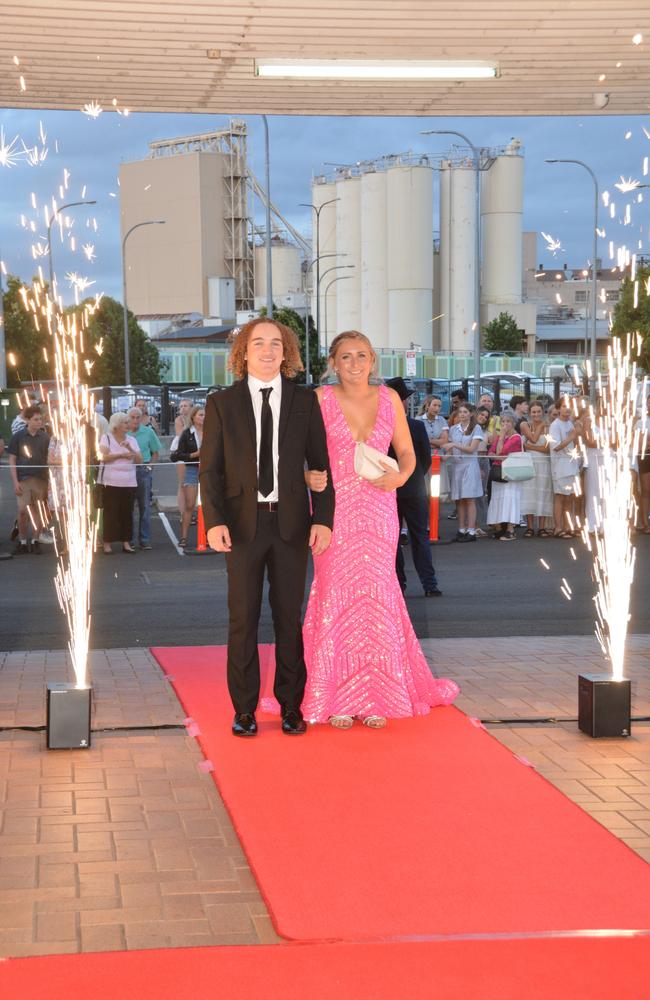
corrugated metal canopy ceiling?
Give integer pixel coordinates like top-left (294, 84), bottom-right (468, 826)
top-left (2, 0), bottom-right (649, 116)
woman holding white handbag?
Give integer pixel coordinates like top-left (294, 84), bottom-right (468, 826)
top-left (520, 401), bottom-right (553, 537)
top-left (301, 331), bottom-right (459, 729)
top-left (487, 414), bottom-right (524, 540)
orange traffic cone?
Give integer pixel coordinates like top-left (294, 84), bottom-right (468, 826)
top-left (196, 502), bottom-right (207, 552)
top-left (185, 487), bottom-right (212, 555)
top-left (429, 454), bottom-right (441, 543)
top-left (196, 489), bottom-right (208, 552)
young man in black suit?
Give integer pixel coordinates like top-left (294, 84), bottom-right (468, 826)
top-left (386, 378), bottom-right (442, 599)
top-left (200, 318), bottom-right (335, 737)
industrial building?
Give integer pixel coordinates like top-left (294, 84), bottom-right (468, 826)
top-left (120, 122), bottom-right (622, 366)
top-left (119, 121), bottom-right (254, 323)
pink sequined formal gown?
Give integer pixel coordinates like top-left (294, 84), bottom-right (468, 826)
top-left (301, 384), bottom-right (459, 723)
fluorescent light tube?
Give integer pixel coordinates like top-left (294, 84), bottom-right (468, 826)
top-left (254, 59), bottom-right (499, 81)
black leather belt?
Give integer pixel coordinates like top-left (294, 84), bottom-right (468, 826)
top-left (257, 501), bottom-right (278, 511)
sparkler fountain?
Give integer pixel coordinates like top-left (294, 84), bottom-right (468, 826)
top-left (577, 337), bottom-right (647, 737)
top-left (1, 109), bottom-right (113, 747)
top-left (18, 272), bottom-right (102, 747)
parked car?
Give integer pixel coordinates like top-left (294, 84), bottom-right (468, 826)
top-left (540, 362), bottom-right (586, 383)
top-left (404, 378), bottom-right (457, 416)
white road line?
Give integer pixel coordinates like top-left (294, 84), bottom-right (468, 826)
top-left (158, 512), bottom-right (185, 556)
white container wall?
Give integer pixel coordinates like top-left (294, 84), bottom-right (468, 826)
top-left (481, 140), bottom-right (524, 306)
top-left (312, 181), bottom-right (338, 349)
top-left (439, 163), bottom-right (452, 352)
top-left (447, 164), bottom-right (476, 353)
top-left (335, 176), bottom-right (362, 333)
top-left (386, 165), bottom-right (434, 350)
top-left (207, 276), bottom-right (236, 321)
top-left (254, 242), bottom-right (302, 301)
top-left (360, 170), bottom-right (388, 348)
top-left (388, 290), bottom-right (433, 351)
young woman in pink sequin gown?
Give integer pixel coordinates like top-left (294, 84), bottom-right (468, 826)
top-left (301, 333), bottom-right (459, 728)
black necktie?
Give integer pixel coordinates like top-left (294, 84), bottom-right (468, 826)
top-left (258, 387), bottom-right (274, 498)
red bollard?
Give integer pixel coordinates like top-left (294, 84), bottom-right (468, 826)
top-left (429, 454), bottom-right (441, 542)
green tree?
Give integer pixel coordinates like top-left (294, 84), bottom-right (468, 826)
top-left (482, 311), bottom-right (524, 353)
top-left (3, 274), bottom-right (53, 387)
top-left (610, 266), bottom-right (650, 370)
top-left (74, 296), bottom-right (169, 385)
top-left (259, 306), bottom-right (328, 384)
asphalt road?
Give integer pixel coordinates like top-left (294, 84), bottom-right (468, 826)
top-left (1, 486), bottom-right (648, 651)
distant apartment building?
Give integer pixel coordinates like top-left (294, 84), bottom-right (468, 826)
top-left (522, 232), bottom-right (622, 353)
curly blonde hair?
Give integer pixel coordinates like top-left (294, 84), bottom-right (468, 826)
top-left (228, 317), bottom-right (304, 380)
top-left (328, 330), bottom-right (377, 377)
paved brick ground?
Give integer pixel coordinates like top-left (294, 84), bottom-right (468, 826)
top-left (419, 635), bottom-right (650, 722)
top-left (0, 638), bottom-right (649, 957)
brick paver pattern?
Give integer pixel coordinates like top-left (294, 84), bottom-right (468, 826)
top-left (0, 637), bottom-right (649, 957)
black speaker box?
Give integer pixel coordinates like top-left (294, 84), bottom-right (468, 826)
top-left (578, 674), bottom-right (631, 739)
top-left (46, 683), bottom-right (92, 749)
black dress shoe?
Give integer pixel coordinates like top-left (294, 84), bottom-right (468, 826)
top-left (281, 710), bottom-right (307, 735)
top-left (424, 588), bottom-right (443, 597)
top-left (232, 712), bottom-right (257, 737)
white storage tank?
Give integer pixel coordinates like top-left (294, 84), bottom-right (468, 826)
top-left (360, 170), bottom-right (388, 348)
top-left (254, 241), bottom-right (302, 301)
top-left (439, 162), bottom-right (452, 352)
top-left (445, 162), bottom-right (476, 353)
top-left (481, 139), bottom-right (524, 305)
top-left (386, 164), bottom-right (434, 350)
top-left (335, 175), bottom-right (362, 333)
top-left (312, 179), bottom-right (338, 349)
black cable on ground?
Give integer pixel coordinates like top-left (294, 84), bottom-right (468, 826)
top-left (0, 723), bottom-right (187, 734)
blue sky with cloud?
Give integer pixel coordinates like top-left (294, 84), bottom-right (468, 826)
top-left (1, 108), bottom-right (649, 304)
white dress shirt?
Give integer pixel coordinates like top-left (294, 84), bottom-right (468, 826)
top-left (248, 372), bottom-right (282, 502)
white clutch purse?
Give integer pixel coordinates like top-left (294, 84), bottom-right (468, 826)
top-left (353, 441), bottom-right (399, 481)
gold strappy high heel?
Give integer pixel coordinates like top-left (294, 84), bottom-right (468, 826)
top-left (362, 716), bottom-right (387, 729)
top-left (329, 715), bottom-right (354, 729)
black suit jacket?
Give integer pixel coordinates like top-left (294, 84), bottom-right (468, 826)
top-left (199, 377), bottom-right (335, 544)
top-left (389, 416), bottom-right (431, 499)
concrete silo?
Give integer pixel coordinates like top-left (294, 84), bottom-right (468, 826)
top-left (481, 139), bottom-right (524, 306)
top-left (386, 164), bottom-right (434, 350)
top-left (335, 175), bottom-right (362, 333)
top-left (254, 240), bottom-right (302, 304)
top-left (360, 170), bottom-right (388, 347)
top-left (439, 160), bottom-right (476, 353)
top-left (312, 180), bottom-right (338, 348)
top-left (438, 163), bottom-right (452, 352)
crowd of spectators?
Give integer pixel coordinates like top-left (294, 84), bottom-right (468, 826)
top-left (2, 396), bottom-right (167, 555)
top-left (416, 389), bottom-right (650, 542)
top-left (1, 386), bottom-right (648, 557)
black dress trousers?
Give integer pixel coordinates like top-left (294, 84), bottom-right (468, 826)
top-left (225, 508), bottom-right (309, 714)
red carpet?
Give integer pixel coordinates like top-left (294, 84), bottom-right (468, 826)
top-left (150, 645), bottom-right (650, 942)
top-left (3, 937), bottom-right (650, 1000)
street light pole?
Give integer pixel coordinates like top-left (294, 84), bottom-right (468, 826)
top-left (323, 274), bottom-right (353, 354)
top-left (47, 199), bottom-right (97, 291)
top-left (261, 116), bottom-right (273, 318)
top-left (546, 158), bottom-right (599, 389)
top-left (299, 198), bottom-right (339, 360)
top-left (302, 251), bottom-right (346, 383)
top-left (318, 263), bottom-right (355, 350)
top-left (122, 220), bottom-right (166, 385)
top-left (422, 128), bottom-right (482, 392)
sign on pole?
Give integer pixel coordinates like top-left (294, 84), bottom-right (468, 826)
top-left (405, 350), bottom-right (417, 377)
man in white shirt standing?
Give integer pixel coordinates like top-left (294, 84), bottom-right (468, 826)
top-left (200, 318), bottom-right (335, 738)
